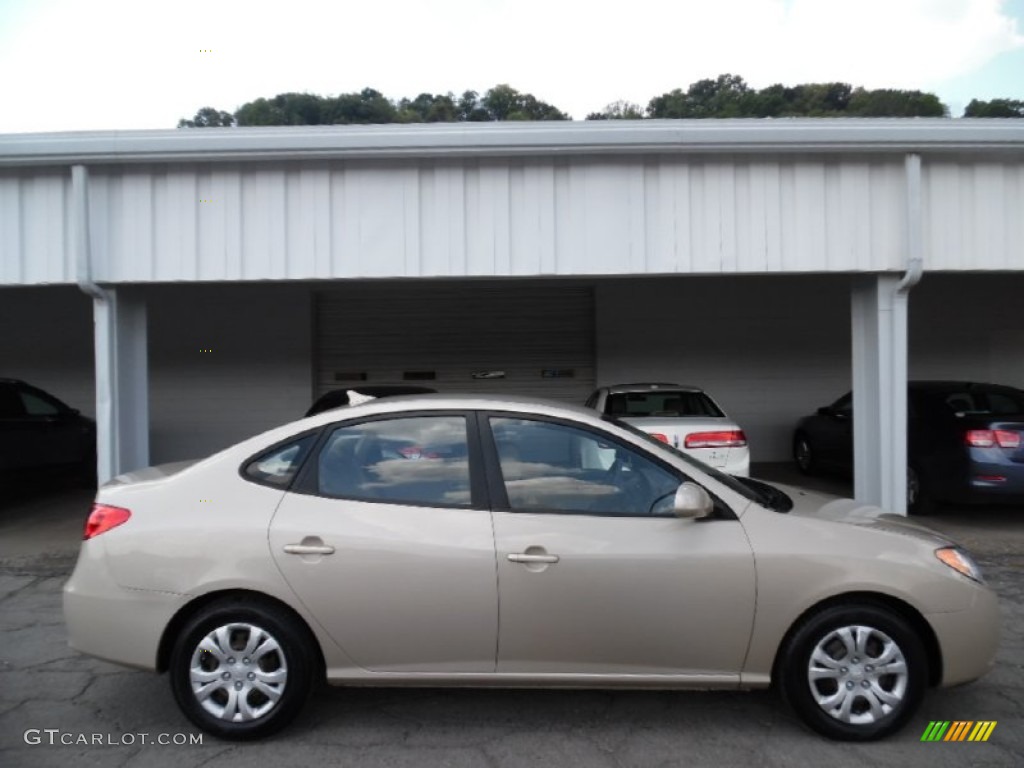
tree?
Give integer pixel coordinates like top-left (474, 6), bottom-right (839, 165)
top-left (481, 84), bottom-right (569, 121)
top-left (456, 91), bottom-right (491, 121)
top-left (235, 93), bottom-right (326, 126)
top-left (964, 98), bottom-right (1024, 117)
top-left (586, 100), bottom-right (644, 120)
top-left (177, 107), bottom-right (235, 128)
top-left (750, 82), bottom-right (853, 117)
top-left (323, 88), bottom-right (397, 124)
top-left (647, 74), bottom-right (755, 118)
top-left (645, 75), bottom-right (947, 119)
top-left (846, 88), bottom-right (946, 117)
top-left (397, 92), bottom-right (458, 122)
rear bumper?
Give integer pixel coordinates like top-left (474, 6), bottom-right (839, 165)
top-left (926, 451), bottom-right (1024, 505)
top-left (689, 446), bottom-right (750, 477)
top-left (63, 541), bottom-right (187, 671)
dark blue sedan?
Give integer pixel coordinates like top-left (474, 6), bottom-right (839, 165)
top-left (793, 381), bottom-right (1024, 513)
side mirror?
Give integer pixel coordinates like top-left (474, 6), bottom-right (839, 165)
top-left (816, 406), bottom-right (831, 417)
top-left (673, 482), bottom-right (714, 520)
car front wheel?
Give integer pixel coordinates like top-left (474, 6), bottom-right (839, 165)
top-left (779, 603), bottom-right (927, 741)
top-left (169, 597), bottom-right (317, 740)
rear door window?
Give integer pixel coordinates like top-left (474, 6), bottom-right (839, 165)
top-left (316, 415), bottom-right (472, 508)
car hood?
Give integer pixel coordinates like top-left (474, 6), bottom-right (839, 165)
top-left (770, 481), bottom-right (954, 547)
top-left (104, 459), bottom-right (201, 488)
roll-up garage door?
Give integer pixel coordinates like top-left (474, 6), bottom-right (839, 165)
top-left (315, 282), bottom-right (595, 403)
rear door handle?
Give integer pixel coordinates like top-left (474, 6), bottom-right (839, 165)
top-left (283, 543), bottom-right (336, 556)
top-left (507, 553), bottom-right (559, 564)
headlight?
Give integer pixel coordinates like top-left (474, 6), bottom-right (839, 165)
top-left (935, 547), bottom-right (985, 583)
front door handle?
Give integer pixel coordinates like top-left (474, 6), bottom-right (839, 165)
top-left (507, 553), bottom-right (559, 564)
top-left (283, 543), bottom-right (336, 556)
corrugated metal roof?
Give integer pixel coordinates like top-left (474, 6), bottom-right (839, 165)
top-left (1, 119), bottom-right (1023, 167)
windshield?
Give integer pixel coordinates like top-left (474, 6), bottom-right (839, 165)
top-left (603, 414), bottom-right (764, 505)
top-left (606, 391), bottom-right (723, 418)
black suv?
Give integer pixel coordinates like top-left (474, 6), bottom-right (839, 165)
top-left (793, 381), bottom-right (1024, 513)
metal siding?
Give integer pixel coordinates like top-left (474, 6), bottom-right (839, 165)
top-left (6, 153), bottom-right (1024, 286)
top-left (924, 160), bottom-right (1024, 271)
top-left (0, 172), bottom-right (70, 284)
top-left (315, 282), bottom-right (595, 403)
top-left (0, 175), bottom-right (24, 284)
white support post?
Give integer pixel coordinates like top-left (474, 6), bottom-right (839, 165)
top-left (93, 290), bottom-right (149, 483)
top-left (851, 275), bottom-right (908, 514)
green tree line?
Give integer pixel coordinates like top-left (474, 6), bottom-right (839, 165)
top-left (178, 85), bottom-right (568, 127)
top-left (178, 76), bottom-right (1023, 127)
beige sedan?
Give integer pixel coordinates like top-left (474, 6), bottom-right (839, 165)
top-left (63, 395), bottom-right (999, 741)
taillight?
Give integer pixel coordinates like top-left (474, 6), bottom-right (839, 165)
top-left (649, 433), bottom-right (669, 443)
top-left (966, 429), bottom-right (1021, 449)
top-left (684, 430), bottom-right (747, 448)
top-left (84, 503), bottom-right (131, 540)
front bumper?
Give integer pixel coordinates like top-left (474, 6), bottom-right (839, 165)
top-left (927, 583), bottom-right (1000, 687)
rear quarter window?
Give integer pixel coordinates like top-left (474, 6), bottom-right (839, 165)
top-left (244, 435), bottom-right (316, 488)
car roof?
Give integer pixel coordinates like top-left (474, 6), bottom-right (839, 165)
top-left (603, 383), bottom-right (704, 394)
top-left (302, 393), bottom-right (605, 427)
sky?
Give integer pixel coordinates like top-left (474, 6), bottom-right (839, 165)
top-left (0, 0), bottom-right (1022, 132)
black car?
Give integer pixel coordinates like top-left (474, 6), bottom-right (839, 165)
top-left (0, 379), bottom-right (96, 483)
top-left (305, 385), bottom-right (437, 417)
top-left (793, 381), bottom-right (1024, 513)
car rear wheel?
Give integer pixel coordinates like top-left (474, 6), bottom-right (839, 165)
top-left (793, 434), bottom-right (817, 475)
top-left (169, 598), bottom-right (317, 740)
top-left (779, 603), bottom-right (926, 741)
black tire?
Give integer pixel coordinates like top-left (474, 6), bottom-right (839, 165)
top-left (907, 466), bottom-right (934, 516)
top-left (778, 603), bottom-right (927, 741)
top-left (793, 433), bottom-right (817, 475)
top-left (169, 597), bottom-right (318, 740)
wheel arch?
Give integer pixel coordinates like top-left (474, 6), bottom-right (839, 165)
top-left (156, 589), bottom-right (325, 677)
top-left (770, 591), bottom-right (943, 688)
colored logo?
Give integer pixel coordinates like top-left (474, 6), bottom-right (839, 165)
top-left (921, 721), bottom-right (996, 742)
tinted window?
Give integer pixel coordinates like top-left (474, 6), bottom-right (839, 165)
top-left (983, 390), bottom-right (1024, 415)
top-left (490, 417), bottom-right (680, 516)
top-left (939, 389), bottom-right (1024, 416)
top-left (245, 435), bottom-right (316, 488)
top-left (317, 416), bottom-right (470, 507)
top-left (19, 388), bottom-right (62, 416)
top-left (605, 391), bottom-right (723, 418)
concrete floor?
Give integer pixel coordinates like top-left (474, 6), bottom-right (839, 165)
top-left (0, 472), bottom-right (1021, 768)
